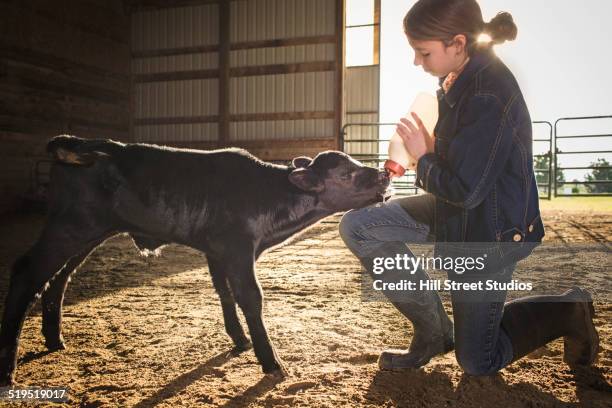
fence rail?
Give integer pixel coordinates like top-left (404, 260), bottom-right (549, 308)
top-left (342, 116), bottom-right (611, 198)
top-left (553, 115), bottom-right (612, 197)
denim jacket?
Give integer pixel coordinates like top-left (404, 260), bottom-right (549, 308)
top-left (411, 46), bottom-right (545, 266)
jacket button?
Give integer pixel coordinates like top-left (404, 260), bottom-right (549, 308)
top-left (528, 225), bottom-right (534, 233)
top-left (513, 233), bottom-right (522, 242)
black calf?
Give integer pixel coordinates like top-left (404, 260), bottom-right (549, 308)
top-left (0, 135), bottom-right (389, 385)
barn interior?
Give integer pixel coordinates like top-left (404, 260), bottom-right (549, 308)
top-left (0, 1), bottom-right (610, 406)
top-left (1, 0), bottom-right (384, 214)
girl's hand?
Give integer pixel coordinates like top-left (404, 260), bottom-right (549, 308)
top-left (396, 112), bottom-right (435, 163)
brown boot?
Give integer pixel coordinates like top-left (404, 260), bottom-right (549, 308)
top-left (563, 287), bottom-right (599, 366)
top-left (378, 296), bottom-right (454, 370)
top-left (501, 286), bottom-right (599, 367)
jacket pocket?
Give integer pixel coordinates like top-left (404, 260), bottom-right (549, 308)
top-left (497, 226), bottom-right (525, 258)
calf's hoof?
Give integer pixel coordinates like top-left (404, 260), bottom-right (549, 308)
top-left (232, 339), bottom-right (252, 353)
top-left (263, 361), bottom-right (288, 378)
top-left (0, 348), bottom-right (16, 386)
top-left (44, 338), bottom-right (66, 352)
top-left (0, 371), bottom-right (15, 387)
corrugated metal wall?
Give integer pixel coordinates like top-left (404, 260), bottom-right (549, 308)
top-left (130, 0), bottom-right (340, 155)
top-left (344, 65), bottom-right (380, 157)
top-left (342, 0), bottom-right (380, 160)
top-left (230, 0), bottom-right (335, 41)
top-left (131, 3), bottom-right (220, 144)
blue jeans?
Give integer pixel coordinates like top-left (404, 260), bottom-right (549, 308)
top-left (339, 195), bottom-right (515, 375)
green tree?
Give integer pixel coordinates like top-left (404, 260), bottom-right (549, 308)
top-left (554, 147), bottom-right (566, 185)
top-left (533, 152), bottom-right (565, 188)
top-left (533, 154), bottom-right (550, 186)
top-left (585, 158), bottom-right (612, 193)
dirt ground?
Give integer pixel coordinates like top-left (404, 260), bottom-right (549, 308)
top-left (0, 204), bottom-right (610, 407)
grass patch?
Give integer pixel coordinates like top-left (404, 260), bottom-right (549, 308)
top-left (539, 196), bottom-right (612, 212)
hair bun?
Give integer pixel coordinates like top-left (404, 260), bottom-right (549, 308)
top-left (485, 12), bottom-right (517, 44)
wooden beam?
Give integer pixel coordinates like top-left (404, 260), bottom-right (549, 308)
top-left (133, 62), bottom-right (335, 83)
top-left (13, 0), bottom-right (128, 45)
top-left (130, 36), bottom-right (337, 59)
top-left (0, 3), bottom-right (130, 75)
top-left (144, 138), bottom-right (336, 150)
top-left (336, 0), bottom-right (346, 151)
top-left (231, 111), bottom-right (335, 122)
top-left (128, 0), bottom-right (220, 11)
top-left (373, 0), bottom-right (381, 65)
top-left (0, 114), bottom-right (129, 140)
top-left (128, 2), bottom-right (136, 142)
top-left (230, 35), bottom-right (337, 51)
top-left (218, 0), bottom-right (230, 146)
top-left (132, 44), bottom-right (219, 59)
top-left (230, 62), bottom-right (336, 77)
top-left (133, 69), bottom-right (219, 83)
top-left (0, 89), bottom-right (129, 129)
top-left (135, 115), bottom-right (220, 126)
top-left (153, 138), bottom-right (338, 161)
top-left (133, 111), bottom-right (335, 126)
top-left (346, 110), bottom-right (379, 115)
top-left (1, 43), bottom-right (129, 85)
top-left (2, 60), bottom-right (129, 104)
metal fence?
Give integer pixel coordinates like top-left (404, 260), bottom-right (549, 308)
top-left (533, 121), bottom-right (553, 200)
top-left (341, 122), bottom-right (419, 196)
top-left (342, 117), bottom-right (612, 199)
top-left (553, 115), bottom-right (612, 197)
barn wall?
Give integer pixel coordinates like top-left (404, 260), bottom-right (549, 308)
top-left (344, 65), bottom-right (379, 159)
top-left (0, 0), bottom-right (130, 213)
top-left (130, 0), bottom-right (343, 161)
top-left (342, 0), bottom-right (380, 162)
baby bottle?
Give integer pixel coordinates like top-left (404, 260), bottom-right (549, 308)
top-left (384, 92), bottom-right (439, 177)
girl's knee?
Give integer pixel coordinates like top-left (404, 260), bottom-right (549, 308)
top-left (339, 209), bottom-right (365, 246)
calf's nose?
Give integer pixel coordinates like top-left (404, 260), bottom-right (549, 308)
top-left (378, 169), bottom-right (390, 183)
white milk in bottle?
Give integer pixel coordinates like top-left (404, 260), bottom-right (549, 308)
top-left (384, 92), bottom-right (439, 177)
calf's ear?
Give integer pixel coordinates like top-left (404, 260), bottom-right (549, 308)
top-left (288, 168), bottom-right (324, 192)
top-left (291, 156), bottom-right (313, 168)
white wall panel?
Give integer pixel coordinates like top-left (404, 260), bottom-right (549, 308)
top-left (230, 72), bottom-right (334, 115)
top-left (135, 79), bottom-right (219, 118)
top-left (131, 1), bottom-right (341, 148)
top-left (135, 123), bottom-right (218, 143)
top-left (344, 66), bottom-right (380, 156)
top-left (345, 66), bottom-right (379, 112)
top-left (131, 4), bottom-right (219, 51)
top-left (231, 0), bottom-right (335, 43)
top-left (132, 53), bottom-right (218, 74)
top-left (230, 44), bottom-right (335, 67)
top-left (231, 119), bottom-right (333, 140)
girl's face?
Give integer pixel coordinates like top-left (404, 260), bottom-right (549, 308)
top-left (408, 36), bottom-right (467, 78)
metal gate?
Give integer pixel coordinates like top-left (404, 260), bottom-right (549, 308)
top-left (341, 122), bottom-right (418, 196)
top-left (342, 120), bottom-right (555, 198)
top-left (553, 115), bottom-right (612, 197)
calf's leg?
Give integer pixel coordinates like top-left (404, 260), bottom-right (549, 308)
top-left (41, 240), bottom-right (110, 351)
top-left (225, 256), bottom-right (286, 376)
top-left (0, 219), bottom-right (111, 385)
top-left (207, 255), bottom-right (251, 352)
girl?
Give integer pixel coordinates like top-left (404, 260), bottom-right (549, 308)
top-left (339, 0), bottom-right (599, 375)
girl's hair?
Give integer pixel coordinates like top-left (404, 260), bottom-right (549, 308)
top-left (403, 0), bottom-right (517, 53)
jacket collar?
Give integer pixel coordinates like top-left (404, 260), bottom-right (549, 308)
top-left (437, 45), bottom-right (497, 108)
